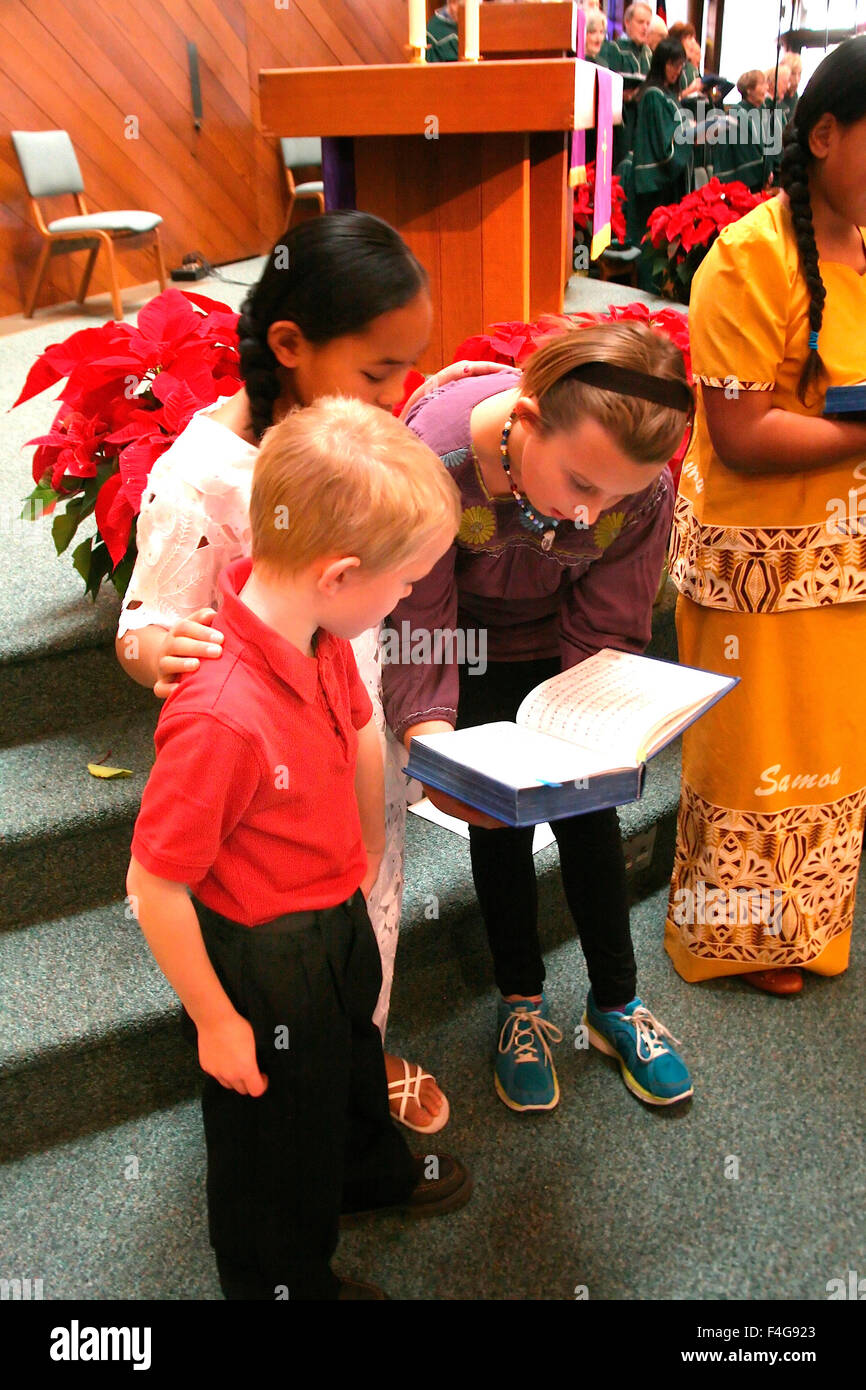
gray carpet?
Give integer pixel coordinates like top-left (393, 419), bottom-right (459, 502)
top-left (2, 262), bottom-right (861, 1304)
top-left (2, 880), bottom-right (862, 1301)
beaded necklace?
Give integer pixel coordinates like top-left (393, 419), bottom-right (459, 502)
top-left (500, 412), bottom-right (559, 552)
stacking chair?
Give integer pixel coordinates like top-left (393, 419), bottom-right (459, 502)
top-left (11, 129), bottom-right (166, 320)
top-left (280, 137), bottom-right (325, 225)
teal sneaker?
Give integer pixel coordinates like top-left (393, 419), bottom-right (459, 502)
top-left (494, 994), bottom-right (563, 1112)
top-left (583, 992), bottom-right (693, 1106)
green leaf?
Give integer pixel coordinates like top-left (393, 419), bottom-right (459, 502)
top-left (21, 483), bottom-right (58, 521)
top-left (84, 540), bottom-right (113, 600)
top-left (72, 536), bottom-right (93, 586)
top-left (52, 507), bottom-right (80, 556)
top-left (110, 554), bottom-right (135, 598)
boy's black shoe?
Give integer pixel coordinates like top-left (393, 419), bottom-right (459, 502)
top-left (340, 1153), bottom-right (473, 1226)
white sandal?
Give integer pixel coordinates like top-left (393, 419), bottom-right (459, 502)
top-left (387, 1057), bottom-right (451, 1134)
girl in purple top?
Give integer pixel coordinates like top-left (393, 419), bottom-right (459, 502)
top-left (383, 321), bottom-right (696, 1110)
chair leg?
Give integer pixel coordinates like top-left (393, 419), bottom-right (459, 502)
top-left (315, 191), bottom-right (325, 214)
top-left (100, 235), bottom-right (124, 320)
top-left (77, 247), bottom-right (99, 304)
top-left (285, 191), bottom-right (296, 230)
top-left (151, 227), bottom-right (167, 292)
top-left (24, 240), bottom-right (51, 317)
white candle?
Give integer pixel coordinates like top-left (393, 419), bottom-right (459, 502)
top-left (408, 0), bottom-right (427, 59)
top-left (464, 0), bottom-right (480, 61)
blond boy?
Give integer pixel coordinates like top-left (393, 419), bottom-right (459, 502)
top-left (127, 397), bottom-right (463, 1300)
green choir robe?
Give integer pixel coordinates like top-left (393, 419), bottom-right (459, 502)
top-left (712, 100), bottom-right (769, 191)
top-left (622, 86), bottom-right (691, 250)
top-left (601, 36), bottom-right (652, 166)
top-left (678, 60), bottom-right (700, 94)
top-left (426, 8), bottom-right (458, 63)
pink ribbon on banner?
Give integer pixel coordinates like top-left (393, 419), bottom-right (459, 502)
top-left (568, 9), bottom-right (587, 188)
top-left (591, 64), bottom-right (615, 258)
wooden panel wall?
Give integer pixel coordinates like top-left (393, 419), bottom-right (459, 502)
top-left (0, 0), bottom-right (411, 318)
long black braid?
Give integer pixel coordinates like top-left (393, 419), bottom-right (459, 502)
top-left (779, 122), bottom-right (826, 404)
top-left (235, 210), bottom-right (428, 444)
top-left (777, 36), bottom-right (866, 405)
top-left (237, 295), bottom-right (282, 444)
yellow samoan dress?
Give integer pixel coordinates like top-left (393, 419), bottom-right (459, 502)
top-left (666, 195), bottom-right (866, 981)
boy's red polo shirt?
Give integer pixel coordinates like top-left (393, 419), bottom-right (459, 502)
top-left (131, 557), bottom-right (373, 924)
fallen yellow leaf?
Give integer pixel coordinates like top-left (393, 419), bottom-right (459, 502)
top-left (87, 763), bottom-right (133, 779)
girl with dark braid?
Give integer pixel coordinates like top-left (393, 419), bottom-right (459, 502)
top-left (116, 209), bottom-right (507, 1130)
top-left (665, 37), bottom-right (866, 993)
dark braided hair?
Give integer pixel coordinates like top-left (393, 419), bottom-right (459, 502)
top-left (237, 211), bottom-right (428, 443)
top-left (778, 36), bottom-right (866, 404)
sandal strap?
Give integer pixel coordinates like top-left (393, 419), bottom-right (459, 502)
top-left (387, 1058), bottom-right (435, 1123)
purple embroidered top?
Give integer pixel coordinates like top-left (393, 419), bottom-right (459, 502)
top-left (382, 371), bottom-right (674, 741)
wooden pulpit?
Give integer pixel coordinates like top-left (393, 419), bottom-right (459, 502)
top-left (458, 0), bottom-right (579, 59)
top-left (259, 55), bottom-right (622, 373)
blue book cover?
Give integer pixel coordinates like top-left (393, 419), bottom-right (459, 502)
top-left (824, 382), bottom-right (866, 416)
top-left (405, 649), bottom-right (738, 829)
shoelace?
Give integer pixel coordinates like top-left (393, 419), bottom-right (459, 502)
top-left (498, 1006), bottom-right (563, 1067)
top-left (623, 1005), bottom-right (681, 1062)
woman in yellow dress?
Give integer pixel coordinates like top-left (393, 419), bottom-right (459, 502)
top-left (665, 37), bottom-right (866, 994)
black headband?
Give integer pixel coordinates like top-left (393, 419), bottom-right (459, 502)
top-left (565, 362), bottom-right (694, 415)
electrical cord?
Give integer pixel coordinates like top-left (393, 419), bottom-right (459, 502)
top-left (181, 249), bottom-right (262, 287)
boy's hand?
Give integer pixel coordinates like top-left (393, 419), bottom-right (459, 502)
top-left (154, 609), bottom-right (225, 699)
top-left (197, 1012), bottom-right (269, 1096)
top-left (360, 850), bottom-right (384, 901)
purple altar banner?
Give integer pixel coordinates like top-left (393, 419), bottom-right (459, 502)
top-left (591, 65), bottom-right (614, 258)
top-left (568, 8), bottom-right (587, 187)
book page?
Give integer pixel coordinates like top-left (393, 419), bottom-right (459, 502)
top-left (412, 722), bottom-right (620, 788)
top-left (516, 649), bottom-right (731, 762)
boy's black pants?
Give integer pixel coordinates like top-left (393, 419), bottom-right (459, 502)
top-left (457, 657), bottom-right (637, 1008)
top-left (188, 891), bottom-right (417, 1301)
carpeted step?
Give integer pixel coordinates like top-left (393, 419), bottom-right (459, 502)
top-left (0, 708), bottom-right (158, 929)
top-left (1, 878), bottom-right (861, 1303)
top-left (0, 899), bottom-right (199, 1163)
top-left (0, 645), bottom-right (154, 748)
top-left (0, 732), bottom-right (682, 1162)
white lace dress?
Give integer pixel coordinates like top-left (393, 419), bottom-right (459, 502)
top-left (118, 397), bottom-right (409, 1035)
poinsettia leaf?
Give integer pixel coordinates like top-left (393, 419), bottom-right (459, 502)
top-left (11, 357), bottom-right (65, 409)
top-left (136, 288), bottom-right (201, 347)
top-left (21, 483), bottom-right (58, 521)
top-left (180, 289), bottom-right (234, 316)
top-left (109, 540), bottom-right (136, 599)
top-left (52, 505), bottom-right (82, 555)
top-left (72, 535), bottom-right (93, 585)
top-left (83, 538), bottom-right (114, 599)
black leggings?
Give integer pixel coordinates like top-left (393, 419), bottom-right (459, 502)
top-left (457, 658), bottom-right (637, 1008)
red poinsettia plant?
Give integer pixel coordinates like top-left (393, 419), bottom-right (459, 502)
top-left (15, 286), bottom-right (431, 599)
top-left (15, 288), bottom-right (243, 596)
top-left (452, 300), bottom-right (692, 487)
top-left (573, 161), bottom-right (628, 246)
top-left (643, 177), bottom-right (774, 302)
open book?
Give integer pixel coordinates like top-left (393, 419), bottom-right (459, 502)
top-left (405, 649), bottom-right (737, 827)
top-left (824, 381), bottom-right (866, 417)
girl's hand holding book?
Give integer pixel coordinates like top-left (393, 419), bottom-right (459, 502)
top-left (154, 608), bottom-right (225, 699)
top-left (422, 784), bottom-right (508, 831)
top-left (403, 720), bottom-right (508, 829)
top-left (197, 1011), bottom-right (269, 1097)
